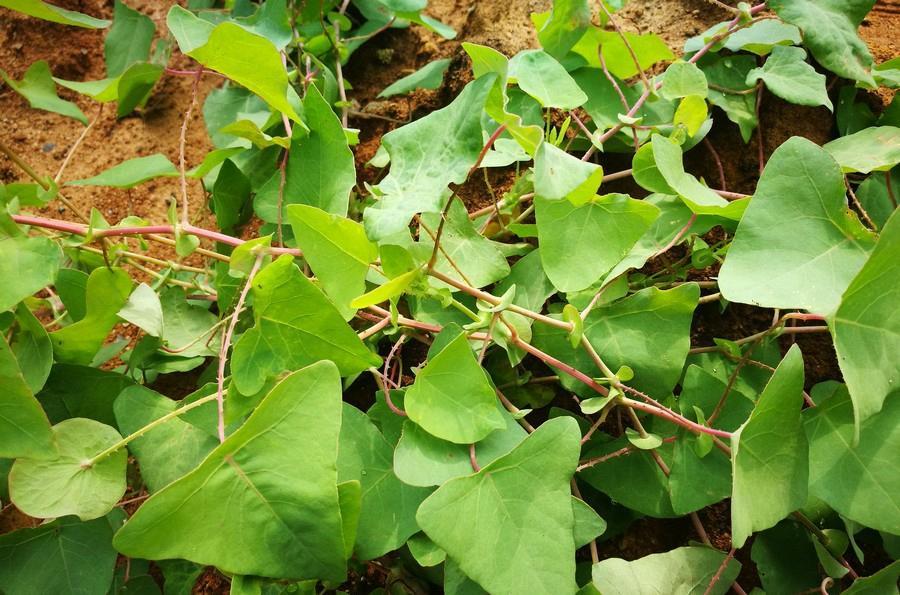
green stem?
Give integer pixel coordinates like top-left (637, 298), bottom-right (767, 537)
top-left (86, 393), bottom-right (219, 467)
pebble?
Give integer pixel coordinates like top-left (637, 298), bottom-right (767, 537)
top-left (42, 142), bottom-right (55, 152)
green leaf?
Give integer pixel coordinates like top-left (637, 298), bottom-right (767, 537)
top-left (746, 46), bottom-right (832, 110)
top-left (625, 428), bottom-right (663, 450)
top-left (0, 335), bottom-right (55, 459)
top-left (10, 418), bottom-right (126, 520)
top-left (407, 532), bottom-right (446, 567)
top-left (590, 546), bottom-right (741, 595)
top-left (115, 62), bottom-right (163, 117)
top-left (281, 85), bottom-right (355, 217)
top-left (158, 287), bottom-right (220, 358)
top-left (661, 61), bottom-right (708, 100)
top-left (533, 141), bottom-right (603, 203)
top-left (1, 60), bottom-right (88, 124)
top-left (824, 126), bottom-right (900, 174)
top-left (113, 385), bottom-right (218, 493)
top-left (578, 436), bottom-right (676, 517)
top-left (364, 75), bottom-right (495, 239)
top-left (217, 119), bottom-right (290, 149)
top-left (719, 137), bottom-right (875, 315)
top-left (857, 169), bottom-right (900, 228)
top-left (511, 49), bottom-right (587, 109)
top-left (416, 417), bottom-right (580, 595)
top-left (211, 158), bottom-right (252, 234)
top-left (104, 0), bottom-right (155, 77)
top-left (751, 521), bottom-right (820, 595)
top-left (0, 516), bottom-right (119, 595)
top-left (174, 12), bottom-right (302, 123)
top-left (0, 236), bottom-right (60, 313)
top-left (699, 55), bottom-right (757, 142)
top-left (288, 204), bottom-right (377, 319)
top-left (118, 283), bottom-right (163, 337)
top-left (114, 361), bottom-right (348, 580)
top-left (769, 0), bottom-right (877, 87)
top-left (378, 58), bottom-right (451, 98)
top-left (337, 404), bottom-right (430, 560)
top-left (720, 19), bottom-right (801, 56)
top-left (534, 284), bottom-right (700, 399)
top-left (804, 384), bottom-right (900, 535)
top-left (9, 305), bottom-right (53, 393)
top-left (51, 267), bottom-right (132, 365)
top-left (572, 496), bottom-right (606, 548)
top-left (598, 30), bottom-right (674, 80)
top-left (494, 249), bottom-right (555, 313)
top-left (231, 255), bottom-right (380, 395)
top-left (0, 0), bottom-right (109, 28)
top-left (646, 134), bottom-right (745, 219)
top-left (536, 193), bottom-right (659, 293)
top-left (37, 364), bottom-right (133, 427)
top-left (536, 0), bottom-right (591, 59)
top-left (68, 154), bottom-right (178, 188)
top-left (844, 560), bottom-right (900, 594)
top-left (405, 332), bottom-right (505, 444)
top-left (393, 410), bottom-right (527, 486)
top-left (419, 200), bottom-right (511, 290)
top-left (831, 209), bottom-right (900, 430)
top-left (731, 345), bottom-right (808, 548)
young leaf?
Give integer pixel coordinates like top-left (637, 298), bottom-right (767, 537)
top-left (10, 418), bottom-right (127, 520)
top-left (510, 49), bottom-right (587, 110)
top-left (404, 332), bottom-right (506, 444)
top-left (350, 267), bottom-right (421, 309)
top-left (231, 255), bottom-right (381, 395)
top-left (67, 154), bottom-right (178, 188)
top-left (416, 417), bottom-right (581, 595)
top-left (50, 267), bottom-right (132, 365)
top-left (719, 136), bottom-right (875, 315)
top-left (364, 75), bottom-right (495, 239)
top-left (0, 235), bottom-right (60, 312)
top-left (746, 46), bottom-right (832, 110)
top-left (288, 203), bottom-right (378, 319)
top-left (104, 0), bottom-right (155, 77)
top-left (0, 60), bottom-right (87, 124)
top-left (535, 193), bottom-right (659, 293)
top-left (572, 497), bottom-right (606, 548)
top-left (804, 384), bottom-right (900, 535)
top-left (393, 411), bottom-right (527, 486)
top-left (337, 404), bottom-right (431, 560)
top-left (0, 0), bottom-right (109, 28)
top-left (113, 385), bottom-right (218, 493)
top-left (378, 58), bottom-right (451, 98)
top-left (113, 362), bottom-right (349, 580)
top-left (823, 126), bottom-right (900, 174)
top-left (0, 335), bottom-right (55, 459)
top-left (0, 516), bottom-right (119, 595)
top-left (831, 209), bottom-right (900, 431)
top-left (731, 345), bottom-right (808, 548)
top-left (590, 547), bottom-right (741, 595)
top-left (768, 0), bottom-right (877, 88)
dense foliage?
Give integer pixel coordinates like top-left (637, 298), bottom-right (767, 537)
top-left (0, 0), bottom-right (898, 593)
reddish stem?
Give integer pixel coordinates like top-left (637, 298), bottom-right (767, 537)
top-left (11, 214), bottom-right (303, 257)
